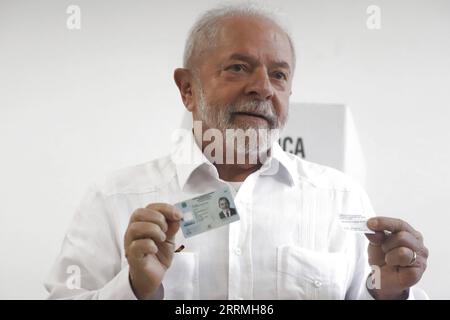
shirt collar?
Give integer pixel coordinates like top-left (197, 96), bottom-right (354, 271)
top-left (170, 130), bottom-right (300, 189)
top-left (170, 130), bottom-right (217, 190)
top-left (258, 141), bottom-right (299, 187)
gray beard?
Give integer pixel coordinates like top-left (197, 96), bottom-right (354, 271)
top-left (197, 86), bottom-right (288, 159)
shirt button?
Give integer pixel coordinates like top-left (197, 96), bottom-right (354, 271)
top-left (234, 248), bottom-right (242, 256)
top-left (313, 280), bottom-right (322, 288)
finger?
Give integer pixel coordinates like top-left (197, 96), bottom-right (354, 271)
top-left (411, 230), bottom-right (424, 242)
top-left (130, 208), bottom-right (169, 233)
top-left (365, 231), bottom-right (387, 246)
top-left (381, 231), bottom-right (422, 253)
top-left (420, 245), bottom-right (430, 259)
top-left (404, 253), bottom-right (427, 270)
top-left (145, 203), bottom-right (183, 222)
top-left (145, 204), bottom-right (182, 242)
top-left (367, 217), bottom-right (415, 234)
top-left (126, 239), bottom-right (158, 260)
top-left (385, 246), bottom-right (415, 267)
top-left (368, 242), bottom-right (386, 266)
top-left (397, 257), bottom-right (427, 288)
top-left (125, 222), bottom-right (166, 247)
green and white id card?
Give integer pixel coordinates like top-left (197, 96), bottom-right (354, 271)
top-left (175, 186), bottom-right (240, 238)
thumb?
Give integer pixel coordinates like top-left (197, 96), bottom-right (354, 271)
top-left (365, 231), bottom-right (387, 246)
top-left (165, 220), bottom-right (180, 242)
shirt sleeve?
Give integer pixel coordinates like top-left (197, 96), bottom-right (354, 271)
top-left (44, 183), bottom-right (138, 300)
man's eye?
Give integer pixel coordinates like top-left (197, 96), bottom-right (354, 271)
top-left (227, 64), bottom-right (247, 72)
top-left (273, 71), bottom-right (288, 81)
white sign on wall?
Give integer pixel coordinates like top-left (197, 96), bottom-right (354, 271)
top-left (279, 103), bottom-right (366, 185)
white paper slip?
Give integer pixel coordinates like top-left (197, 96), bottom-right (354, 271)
top-left (174, 186), bottom-right (240, 238)
top-left (338, 214), bottom-right (375, 234)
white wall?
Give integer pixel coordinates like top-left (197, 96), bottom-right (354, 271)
top-left (0, 0), bottom-right (448, 299)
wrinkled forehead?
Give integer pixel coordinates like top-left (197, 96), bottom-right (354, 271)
top-left (212, 16), bottom-right (294, 68)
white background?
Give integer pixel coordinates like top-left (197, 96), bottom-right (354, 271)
top-left (0, 0), bottom-right (449, 299)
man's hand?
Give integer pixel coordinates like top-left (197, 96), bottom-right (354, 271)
top-left (366, 217), bottom-right (429, 300)
top-left (124, 203), bottom-right (183, 300)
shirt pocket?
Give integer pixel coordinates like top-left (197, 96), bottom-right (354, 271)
top-left (162, 252), bottom-right (199, 299)
top-left (277, 245), bottom-right (349, 300)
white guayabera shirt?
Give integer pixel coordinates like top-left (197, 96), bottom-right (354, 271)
top-left (45, 132), bottom-right (412, 300)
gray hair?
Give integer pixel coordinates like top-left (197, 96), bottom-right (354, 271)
top-left (183, 2), bottom-right (296, 72)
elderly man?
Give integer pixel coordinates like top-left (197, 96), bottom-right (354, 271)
top-left (45, 4), bottom-right (428, 300)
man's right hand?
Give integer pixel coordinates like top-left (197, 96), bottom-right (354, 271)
top-left (124, 203), bottom-right (183, 300)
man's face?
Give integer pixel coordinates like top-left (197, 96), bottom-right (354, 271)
top-left (192, 16), bottom-right (293, 134)
top-left (219, 199), bottom-right (230, 210)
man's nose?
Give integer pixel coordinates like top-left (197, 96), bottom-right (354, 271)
top-left (245, 67), bottom-right (274, 101)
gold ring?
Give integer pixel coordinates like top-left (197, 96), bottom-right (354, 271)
top-left (409, 250), bottom-right (417, 265)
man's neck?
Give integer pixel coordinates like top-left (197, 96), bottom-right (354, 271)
top-left (193, 128), bottom-right (264, 182)
top-left (214, 163), bottom-right (262, 182)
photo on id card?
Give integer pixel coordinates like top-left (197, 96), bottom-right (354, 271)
top-left (174, 186), bottom-right (240, 238)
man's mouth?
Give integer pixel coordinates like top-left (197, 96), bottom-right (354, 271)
top-left (232, 111), bottom-right (269, 122)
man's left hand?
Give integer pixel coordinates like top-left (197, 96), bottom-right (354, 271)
top-left (366, 217), bottom-right (429, 300)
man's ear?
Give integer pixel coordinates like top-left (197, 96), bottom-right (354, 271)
top-left (174, 68), bottom-right (195, 112)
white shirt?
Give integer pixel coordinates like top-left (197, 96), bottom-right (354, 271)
top-left (45, 131), bottom-right (411, 300)
top-left (228, 181), bottom-right (243, 192)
